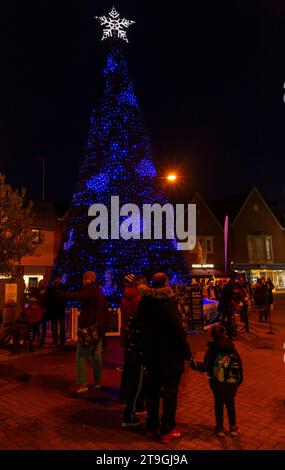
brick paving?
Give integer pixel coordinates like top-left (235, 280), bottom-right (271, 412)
top-left (1, 295), bottom-right (285, 450)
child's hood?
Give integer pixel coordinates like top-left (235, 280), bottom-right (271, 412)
top-left (207, 338), bottom-right (236, 353)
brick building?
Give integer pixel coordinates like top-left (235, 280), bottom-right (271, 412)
top-left (19, 202), bottom-right (68, 290)
top-left (229, 187), bottom-right (285, 288)
top-left (186, 192), bottom-right (226, 281)
top-left (197, 187), bottom-right (285, 289)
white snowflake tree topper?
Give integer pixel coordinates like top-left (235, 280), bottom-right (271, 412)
top-left (95, 6), bottom-right (135, 43)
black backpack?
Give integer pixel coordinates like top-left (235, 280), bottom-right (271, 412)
top-left (213, 351), bottom-right (242, 384)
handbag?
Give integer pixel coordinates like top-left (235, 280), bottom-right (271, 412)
top-left (77, 323), bottom-right (99, 347)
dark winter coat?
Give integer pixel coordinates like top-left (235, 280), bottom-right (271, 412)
top-left (121, 286), bottom-right (141, 338)
top-left (62, 282), bottom-right (108, 335)
top-left (124, 312), bottom-right (143, 361)
top-left (45, 284), bottom-right (66, 320)
top-left (217, 284), bottom-right (233, 316)
top-left (266, 281), bottom-right (274, 305)
top-left (137, 285), bottom-right (192, 380)
top-left (203, 338), bottom-right (243, 385)
top-left (253, 284), bottom-right (269, 306)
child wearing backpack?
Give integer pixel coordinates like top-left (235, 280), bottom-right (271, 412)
top-left (203, 324), bottom-right (243, 437)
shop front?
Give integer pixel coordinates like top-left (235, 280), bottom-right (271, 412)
top-left (190, 264), bottom-right (235, 283)
top-left (232, 264), bottom-right (285, 290)
top-left (23, 266), bottom-right (46, 292)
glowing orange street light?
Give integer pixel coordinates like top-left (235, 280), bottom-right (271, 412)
top-left (166, 174), bottom-right (177, 182)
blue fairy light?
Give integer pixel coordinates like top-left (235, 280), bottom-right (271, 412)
top-left (118, 91), bottom-right (138, 107)
top-left (104, 56), bottom-right (118, 74)
top-left (64, 228), bottom-right (74, 251)
top-left (136, 158), bottom-right (157, 177)
top-left (87, 173), bottom-right (110, 194)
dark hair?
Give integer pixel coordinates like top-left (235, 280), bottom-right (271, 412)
top-left (211, 324), bottom-right (227, 341)
top-left (152, 272), bottom-right (168, 288)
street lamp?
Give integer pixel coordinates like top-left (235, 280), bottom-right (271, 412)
top-left (166, 174), bottom-right (177, 182)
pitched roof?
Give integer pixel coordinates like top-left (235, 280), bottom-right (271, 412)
top-left (231, 187), bottom-right (284, 229)
top-left (207, 192), bottom-right (250, 225)
top-left (207, 187), bottom-right (285, 229)
top-left (269, 203), bottom-right (285, 227)
top-left (190, 192), bottom-right (223, 230)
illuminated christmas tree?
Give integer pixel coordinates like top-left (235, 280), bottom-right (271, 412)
top-left (53, 8), bottom-right (190, 299)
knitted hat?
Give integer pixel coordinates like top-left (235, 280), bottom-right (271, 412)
top-left (83, 271), bottom-right (96, 283)
top-left (124, 274), bottom-right (136, 286)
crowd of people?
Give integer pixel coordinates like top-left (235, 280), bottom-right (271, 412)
top-left (119, 272), bottom-right (243, 441)
top-left (174, 276), bottom-right (274, 338)
top-left (117, 273), bottom-right (273, 440)
top-left (2, 276), bottom-right (68, 351)
top-left (210, 277), bottom-right (274, 337)
top-left (53, 270), bottom-right (243, 442)
top-left (0, 271), bottom-right (275, 443)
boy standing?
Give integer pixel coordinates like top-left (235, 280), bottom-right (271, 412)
top-left (204, 325), bottom-right (243, 437)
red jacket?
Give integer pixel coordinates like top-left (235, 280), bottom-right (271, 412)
top-left (23, 305), bottom-right (43, 325)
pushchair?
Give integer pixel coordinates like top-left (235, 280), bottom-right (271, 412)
top-left (2, 319), bottom-right (40, 351)
top-left (3, 298), bottom-right (43, 352)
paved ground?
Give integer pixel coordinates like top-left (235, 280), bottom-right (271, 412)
top-left (1, 295), bottom-right (285, 451)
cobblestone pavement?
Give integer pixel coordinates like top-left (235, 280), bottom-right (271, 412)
top-left (0, 295), bottom-right (285, 451)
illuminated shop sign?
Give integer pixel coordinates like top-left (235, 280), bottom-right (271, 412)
top-left (192, 264), bottom-right (214, 269)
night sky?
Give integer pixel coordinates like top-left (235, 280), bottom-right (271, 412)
top-left (1, 0), bottom-right (285, 205)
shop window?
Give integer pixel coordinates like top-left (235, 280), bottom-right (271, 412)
top-left (277, 275), bottom-right (284, 288)
top-left (193, 237), bottom-right (214, 256)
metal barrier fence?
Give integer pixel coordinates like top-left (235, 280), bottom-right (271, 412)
top-left (45, 307), bottom-right (121, 343)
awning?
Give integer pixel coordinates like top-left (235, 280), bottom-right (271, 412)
top-left (233, 264), bottom-right (285, 271)
top-left (24, 266), bottom-right (46, 275)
